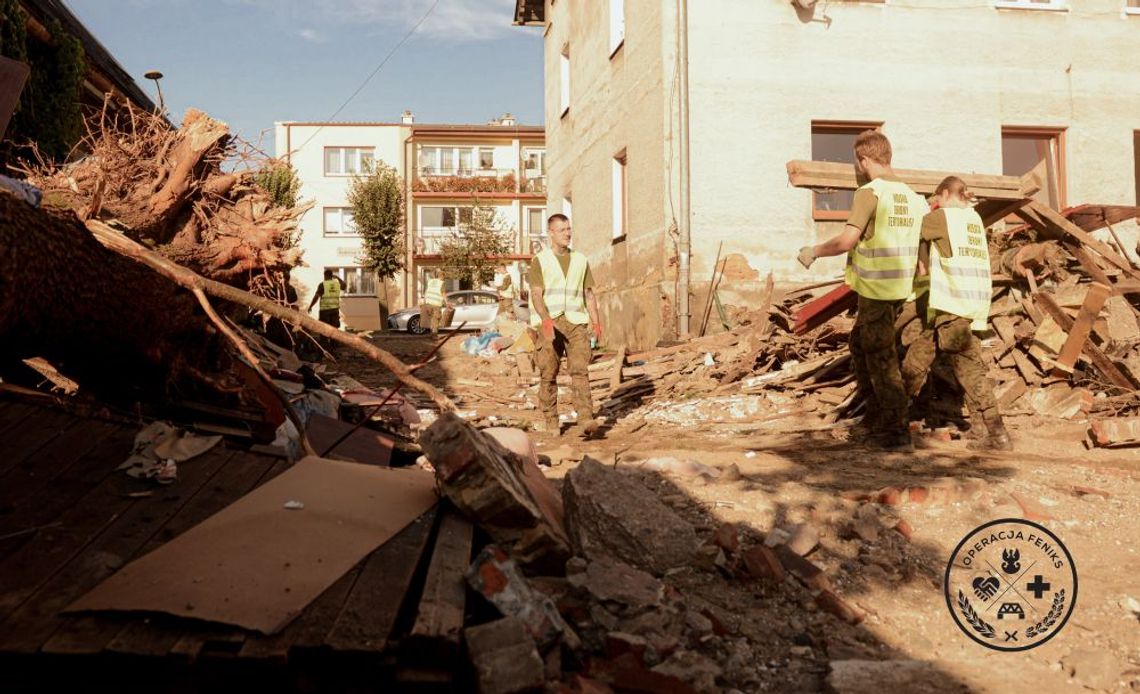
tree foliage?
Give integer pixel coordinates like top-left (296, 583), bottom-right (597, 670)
top-left (0, 0), bottom-right (87, 162)
top-left (348, 161), bottom-right (405, 282)
top-left (439, 199), bottom-right (512, 287)
top-left (253, 161), bottom-right (301, 209)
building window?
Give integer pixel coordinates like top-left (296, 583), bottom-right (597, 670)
top-left (323, 207), bottom-right (357, 236)
top-left (1001, 127), bottom-right (1065, 209)
top-left (324, 147), bottom-right (374, 176)
top-left (609, 0), bottom-right (625, 56)
top-left (562, 195), bottom-right (572, 220)
top-left (479, 147), bottom-right (495, 170)
top-left (1128, 0), bottom-right (1140, 14)
top-left (421, 206), bottom-right (474, 234)
top-left (326, 266), bottom-right (376, 297)
top-left (526, 207), bottom-right (547, 253)
top-left (810, 121), bottom-right (882, 220)
top-left (994, 0), bottom-right (1066, 9)
top-left (419, 146), bottom-right (477, 176)
top-left (560, 46), bottom-right (571, 117)
top-left (612, 151), bottom-right (627, 240)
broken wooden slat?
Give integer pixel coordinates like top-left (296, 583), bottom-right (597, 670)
top-left (785, 160), bottom-right (1035, 200)
top-left (1052, 282), bottom-right (1111, 376)
top-left (1034, 292), bottom-right (1135, 390)
top-left (1019, 201), bottom-right (1140, 280)
top-left (611, 345), bottom-right (626, 392)
top-left (1063, 241), bottom-right (1114, 288)
top-left (793, 284), bottom-right (857, 335)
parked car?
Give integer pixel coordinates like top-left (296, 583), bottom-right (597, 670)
top-left (388, 290), bottom-right (528, 334)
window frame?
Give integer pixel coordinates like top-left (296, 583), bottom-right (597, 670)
top-left (1127, 0), bottom-right (1140, 15)
top-left (993, 0), bottom-right (1067, 11)
top-left (323, 146), bottom-right (375, 177)
top-left (1000, 125), bottom-right (1067, 210)
top-left (609, 0), bottom-right (625, 58)
top-left (322, 207), bottom-right (359, 237)
top-left (560, 45), bottom-right (571, 118)
top-left (612, 150), bottom-right (628, 241)
top-left (810, 120), bottom-right (883, 221)
top-left (325, 266), bottom-right (376, 297)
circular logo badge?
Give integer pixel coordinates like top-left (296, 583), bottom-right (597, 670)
top-left (944, 518), bottom-right (1077, 651)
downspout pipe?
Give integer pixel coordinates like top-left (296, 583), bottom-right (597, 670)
top-left (676, 0), bottom-right (692, 339)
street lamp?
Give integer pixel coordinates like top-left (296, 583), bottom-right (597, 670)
top-left (144, 70), bottom-right (164, 112)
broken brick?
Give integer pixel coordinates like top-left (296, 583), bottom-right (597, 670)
top-left (466, 546), bottom-right (576, 650)
top-left (465, 617), bottom-right (547, 694)
top-left (893, 519), bottom-right (914, 540)
top-left (712, 522), bottom-right (740, 554)
top-left (741, 545), bottom-right (785, 582)
top-left (905, 486), bottom-right (928, 504)
top-left (1089, 417), bottom-right (1140, 448)
top-left (875, 487), bottom-right (904, 506)
top-left (775, 545), bottom-right (830, 592)
top-left (815, 589), bottom-right (865, 625)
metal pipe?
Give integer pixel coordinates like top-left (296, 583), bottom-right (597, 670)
top-left (676, 0), bottom-right (692, 339)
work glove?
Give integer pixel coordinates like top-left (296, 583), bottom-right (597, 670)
top-left (541, 318), bottom-right (556, 342)
top-left (796, 246), bottom-right (817, 269)
top-left (593, 322), bottom-right (603, 342)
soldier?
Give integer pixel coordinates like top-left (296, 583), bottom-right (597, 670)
top-left (420, 271), bottom-right (447, 335)
top-left (797, 130), bottom-right (927, 451)
top-left (901, 176), bottom-right (1012, 451)
top-left (307, 268), bottom-right (345, 329)
top-left (528, 213), bottom-right (603, 437)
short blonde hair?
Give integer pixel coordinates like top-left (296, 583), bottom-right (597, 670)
top-left (853, 130), bottom-right (892, 166)
top-left (935, 175), bottom-right (975, 203)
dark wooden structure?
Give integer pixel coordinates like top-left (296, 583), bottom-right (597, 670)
top-left (0, 394), bottom-right (476, 692)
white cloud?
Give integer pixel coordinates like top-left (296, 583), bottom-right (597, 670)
top-left (298, 28), bottom-right (326, 43)
top-left (236, 0), bottom-right (518, 42)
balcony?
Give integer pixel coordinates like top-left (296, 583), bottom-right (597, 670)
top-left (412, 168), bottom-right (518, 194)
top-left (521, 174), bottom-right (547, 194)
top-left (414, 228), bottom-right (522, 257)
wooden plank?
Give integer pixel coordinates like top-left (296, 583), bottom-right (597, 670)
top-left (1063, 241), bottom-right (1114, 288)
top-left (0, 409), bottom-right (80, 479)
top-left (0, 401), bottom-right (40, 437)
top-left (324, 507), bottom-right (438, 653)
top-left (1052, 282), bottom-right (1111, 376)
top-left (785, 160), bottom-right (1030, 200)
top-left (0, 447), bottom-right (236, 653)
top-left (1034, 292), bottom-right (1135, 390)
top-left (399, 507), bottom-right (474, 678)
top-left (43, 451), bottom-right (278, 656)
top-left (1012, 351), bottom-right (1042, 385)
top-left (610, 346), bottom-right (626, 392)
top-left (1022, 201), bottom-right (1140, 280)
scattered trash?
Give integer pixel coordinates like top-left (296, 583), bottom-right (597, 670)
top-left (283, 500), bottom-right (305, 510)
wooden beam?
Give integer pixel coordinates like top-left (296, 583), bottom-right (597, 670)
top-left (786, 160), bottom-right (1036, 201)
top-left (1022, 201), bottom-right (1140, 281)
top-left (1034, 292), bottom-right (1135, 390)
top-left (1052, 282), bottom-right (1111, 376)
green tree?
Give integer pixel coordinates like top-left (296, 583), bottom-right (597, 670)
top-left (253, 161), bottom-right (301, 209)
top-left (0, 1), bottom-right (86, 162)
top-left (348, 161), bottom-right (405, 326)
top-left (439, 198), bottom-right (512, 288)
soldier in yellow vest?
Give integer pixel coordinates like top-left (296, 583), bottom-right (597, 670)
top-left (307, 269), bottom-right (346, 329)
top-left (797, 131), bottom-right (926, 451)
top-left (420, 271), bottom-right (448, 335)
top-left (496, 266), bottom-right (517, 318)
top-left (901, 176), bottom-right (1012, 451)
top-left (528, 213), bottom-right (603, 437)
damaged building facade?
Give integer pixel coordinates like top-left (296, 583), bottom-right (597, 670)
top-left (275, 116), bottom-right (546, 330)
top-left (516, 0), bottom-right (1140, 351)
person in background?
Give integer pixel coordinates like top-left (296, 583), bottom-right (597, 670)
top-left (307, 269), bottom-right (345, 329)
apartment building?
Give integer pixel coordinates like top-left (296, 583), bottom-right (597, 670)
top-left (275, 115), bottom-right (545, 330)
top-left (515, 0), bottom-right (1140, 351)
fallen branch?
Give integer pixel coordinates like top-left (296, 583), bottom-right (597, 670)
top-left (85, 220), bottom-right (456, 412)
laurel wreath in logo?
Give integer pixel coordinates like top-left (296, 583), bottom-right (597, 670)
top-left (956, 589), bottom-right (995, 639)
top-left (1025, 590), bottom-right (1066, 638)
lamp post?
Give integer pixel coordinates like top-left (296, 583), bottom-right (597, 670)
top-left (144, 70), bottom-right (164, 112)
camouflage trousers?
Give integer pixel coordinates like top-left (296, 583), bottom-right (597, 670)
top-left (420, 304), bottom-right (443, 334)
top-left (849, 296), bottom-right (910, 434)
top-left (535, 316), bottom-right (594, 424)
top-left (901, 311), bottom-right (999, 421)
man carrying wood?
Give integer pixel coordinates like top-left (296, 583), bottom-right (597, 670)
top-left (307, 268), bottom-right (346, 329)
top-left (529, 213), bottom-right (603, 437)
top-left (901, 176), bottom-right (1012, 451)
top-left (797, 131), bottom-right (927, 451)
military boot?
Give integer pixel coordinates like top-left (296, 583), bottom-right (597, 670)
top-left (875, 428), bottom-right (915, 453)
top-left (967, 416), bottom-right (1013, 452)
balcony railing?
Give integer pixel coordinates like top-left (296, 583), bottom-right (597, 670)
top-left (412, 168), bottom-right (518, 194)
top-left (414, 228), bottom-right (521, 256)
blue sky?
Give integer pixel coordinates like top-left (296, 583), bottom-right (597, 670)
top-left (68, 0), bottom-right (545, 150)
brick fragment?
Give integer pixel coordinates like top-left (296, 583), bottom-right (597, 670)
top-left (741, 545), bottom-right (785, 582)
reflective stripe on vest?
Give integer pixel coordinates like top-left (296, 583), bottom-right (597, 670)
top-left (844, 178), bottom-right (928, 301)
top-left (927, 207), bottom-right (992, 330)
top-left (319, 278), bottom-right (341, 310)
top-left (530, 248), bottom-right (589, 327)
top-left (424, 278), bottom-right (445, 307)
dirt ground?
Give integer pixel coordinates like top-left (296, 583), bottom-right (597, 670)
top-left (338, 331), bottom-right (1140, 693)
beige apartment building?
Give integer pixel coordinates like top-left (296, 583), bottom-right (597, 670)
top-left (275, 115), bottom-right (545, 330)
top-left (514, 0), bottom-right (1140, 351)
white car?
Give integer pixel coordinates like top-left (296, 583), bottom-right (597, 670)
top-left (387, 290), bottom-right (529, 334)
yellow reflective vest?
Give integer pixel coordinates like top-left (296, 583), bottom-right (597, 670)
top-left (424, 278), bottom-right (445, 307)
top-left (928, 207), bottom-right (992, 331)
top-left (319, 278), bottom-right (341, 310)
top-left (530, 248), bottom-right (589, 328)
top-left (845, 178), bottom-right (928, 301)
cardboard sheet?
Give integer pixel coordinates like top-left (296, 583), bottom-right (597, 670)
top-left (66, 457), bottom-right (438, 634)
